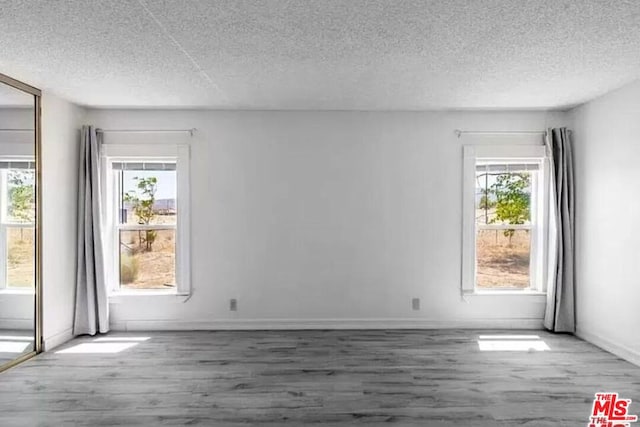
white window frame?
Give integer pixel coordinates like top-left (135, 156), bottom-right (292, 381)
top-left (462, 144), bottom-right (548, 294)
top-left (0, 157), bottom-right (35, 290)
top-left (102, 144), bottom-right (191, 295)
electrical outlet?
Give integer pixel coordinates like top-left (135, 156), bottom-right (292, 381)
top-left (230, 299), bottom-right (237, 311)
top-left (412, 298), bottom-right (420, 311)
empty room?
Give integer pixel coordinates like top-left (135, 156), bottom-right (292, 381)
top-left (0, 0), bottom-right (639, 426)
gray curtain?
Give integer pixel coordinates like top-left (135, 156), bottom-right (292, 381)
top-left (544, 128), bottom-right (575, 333)
top-left (73, 126), bottom-right (109, 335)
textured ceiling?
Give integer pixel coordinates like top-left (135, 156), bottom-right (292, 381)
top-left (0, 0), bottom-right (639, 110)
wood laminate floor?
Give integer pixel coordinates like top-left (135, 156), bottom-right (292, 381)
top-left (0, 330), bottom-right (638, 426)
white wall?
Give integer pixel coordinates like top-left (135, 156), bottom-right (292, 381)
top-left (87, 109), bottom-right (568, 331)
top-left (41, 93), bottom-right (85, 349)
top-left (0, 291), bottom-right (32, 330)
top-left (0, 107), bottom-right (33, 143)
top-left (571, 79), bottom-right (640, 365)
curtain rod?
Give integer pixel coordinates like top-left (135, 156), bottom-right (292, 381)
top-left (454, 129), bottom-right (546, 138)
top-left (96, 128), bottom-right (196, 136)
top-left (0, 129), bottom-right (34, 132)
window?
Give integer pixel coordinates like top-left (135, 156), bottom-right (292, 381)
top-left (0, 161), bottom-right (35, 290)
top-left (103, 145), bottom-right (190, 294)
top-left (462, 145), bottom-right (548, 293)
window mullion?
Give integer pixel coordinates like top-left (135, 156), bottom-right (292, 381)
top-left (118, 224), bottom-right (176, 231)
top-left (477, 224), bottom-right (532, 231)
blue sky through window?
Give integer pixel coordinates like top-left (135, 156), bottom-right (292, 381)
top-left (122, 170), bottom-right (176, 201)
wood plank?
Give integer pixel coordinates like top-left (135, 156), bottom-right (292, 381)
top-left (0, 329), bottom-right (638, 426)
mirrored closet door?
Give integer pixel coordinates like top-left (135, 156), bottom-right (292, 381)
top-left (0, 73), bottom-right (41, 372)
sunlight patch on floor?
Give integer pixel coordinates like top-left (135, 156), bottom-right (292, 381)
top-left (0, 340), bottom-right (31, 353)
top-left (478, 334), bottom-right (550, 352)
top-left (56, 337), bottom-right (150, 354)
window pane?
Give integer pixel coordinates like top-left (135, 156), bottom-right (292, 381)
top-left (117, 168), bottom-right (176, 226)
top-left (119, 229), bottom-right (176, 290)
top-left (475, 169), bottom-right (531, 226)
top-left (6, 169), bottom-right (35, 224)
top-left (476, 229), bottom-right (530, 289)
top-left (7, 227), bottom-right (35, 288)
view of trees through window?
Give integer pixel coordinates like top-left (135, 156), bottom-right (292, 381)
top-left (475, 167), bottom-right (532, 289)
top-left (4, 169), bottom-right (35, 288)
top-left (117, 167), bottom-right (176, 290)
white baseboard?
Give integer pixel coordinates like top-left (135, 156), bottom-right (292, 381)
top-left (577, 328), bottom-right (640, 367)
top-left (43, 328), bottom-right (74, 351)
top-left (0, 319), bottom-right (32, 330)
top-left (110, 317), bottom-right (544, 332)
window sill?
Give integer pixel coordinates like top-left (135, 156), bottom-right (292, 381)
top-left (0, 288), bottom-right (35, 295)
top-left (108, 290), bottom-right (190, 303)
top-left (463, 289), bottom-right (547, 297)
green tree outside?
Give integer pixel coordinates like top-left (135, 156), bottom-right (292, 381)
top-left (489, 172), bottom-right (531, 245)
top-left (7, 170), bottom-right (35, 241)
top-left (124, 176), bottom-right (158, 252)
